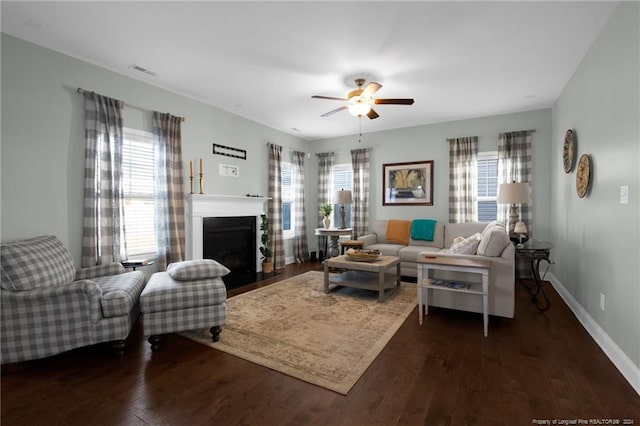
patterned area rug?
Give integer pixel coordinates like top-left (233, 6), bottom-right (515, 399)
top-left (182, 270), bottom-right (416, 395)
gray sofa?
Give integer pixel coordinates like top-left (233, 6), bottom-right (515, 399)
top-left (358, 220), bottom-right (515, 318)
top-left (1, 235), bottom-right (146, 364)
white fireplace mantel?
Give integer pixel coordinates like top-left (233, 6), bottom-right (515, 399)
top-left (185, 194), bottom-right (269, 262)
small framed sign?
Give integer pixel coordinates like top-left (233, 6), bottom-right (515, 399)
top-left (213, 143), bottom-right (246, 160)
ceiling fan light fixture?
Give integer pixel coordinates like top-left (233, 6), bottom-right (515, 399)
top-left (313, 78), bottom-right (413, 119)
top-left (348, 101), bottom-right (371, 117)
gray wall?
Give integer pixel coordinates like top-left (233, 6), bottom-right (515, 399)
top-left (551, 2), bottom-right (640, 368)
top-left (0, 34), bottom-right (307, 264)
top-left (306, 109), bottom-right (552, 252)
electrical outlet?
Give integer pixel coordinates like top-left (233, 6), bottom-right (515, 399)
top-left (600, 293), bottom-right (605, 312)
top-left (219, 164), bottom-right (239, 177)
top-left (620, 185), bottom-right (629, 204)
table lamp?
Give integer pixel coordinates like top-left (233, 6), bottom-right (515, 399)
top-left (497, 182), bottom-right (530, 233)
top-left (336, 189), bottom-right (352, 229)
top-left (513, 221), bottom-right (528, 246)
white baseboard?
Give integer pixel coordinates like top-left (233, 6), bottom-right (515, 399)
top-left (548, 273), bottom-right (640, 396)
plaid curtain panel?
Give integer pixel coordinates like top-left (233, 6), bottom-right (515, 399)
top-left (350, 148), bottom-right (371, 239)
top-left (498, 130), bottom-right (534, 277)
top-left (81, 91), bottom-right (125, 267)
top-left (497, 130), bottom-right (533, 235)
top-left (153, 112), bottom-right (186, 270)
top-left (268, 143), bottom-right (285, 269)
top-left (292, 151), bottom-right (309, 262)
top-left (316, 152), bottom-right (335, 227)
top-left (448, 137), bottom-right (478, 223)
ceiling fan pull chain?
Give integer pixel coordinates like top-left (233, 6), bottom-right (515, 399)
top-left (358, 117), bottom-right (363, 143)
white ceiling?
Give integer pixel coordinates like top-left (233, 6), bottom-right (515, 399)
top-left (1, 1), bottom-right (617, 141)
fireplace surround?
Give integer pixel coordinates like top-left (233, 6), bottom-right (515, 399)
top-left (186, 194), bottom-right (269, 287)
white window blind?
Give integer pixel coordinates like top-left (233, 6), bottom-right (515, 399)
top-left (122, 128), bottom-right (156, 257)
top-left (477, 151), bottom-right (498, 222)
top-left (281, 162), bottom-right (294, 239)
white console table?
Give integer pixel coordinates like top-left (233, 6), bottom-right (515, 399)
top-left (416, 255), bottom-right (491, 337)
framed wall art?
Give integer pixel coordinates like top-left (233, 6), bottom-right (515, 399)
top-left (213, 143), bottom-right (247, 160)
top-left (383, 160), bottom-right (434, 206)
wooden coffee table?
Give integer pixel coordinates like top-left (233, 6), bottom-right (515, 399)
top-left (323, 255), bottom-right (401, 302)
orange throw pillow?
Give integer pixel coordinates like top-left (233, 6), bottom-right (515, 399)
top-left (386, 220), bottom-right (412, 245)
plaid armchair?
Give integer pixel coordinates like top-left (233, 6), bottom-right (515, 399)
top-left (1, 235), bottom-right (146, 364)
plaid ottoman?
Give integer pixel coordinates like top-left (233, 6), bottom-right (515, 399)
top-left (140, 260), bottom-right (228, 351)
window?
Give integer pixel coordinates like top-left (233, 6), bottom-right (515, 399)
top-left (281, 162), bottom-right (294, 239)
top-left (477, 151), bottom-right (498, 222)
top-left (122, 128), bottom-right (156, 257)
top-left (332, 164), bottom-right (353, 227)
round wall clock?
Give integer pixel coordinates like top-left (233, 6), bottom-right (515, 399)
top-left (563, 129), bottom-right (575, 173)
top-left (576, 154), bottom-right (591, 198)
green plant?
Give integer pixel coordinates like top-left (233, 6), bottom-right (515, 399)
top-left (319, 202), bottom-right (333, 217)
top-left (259, 214), bottom-right (272, 261)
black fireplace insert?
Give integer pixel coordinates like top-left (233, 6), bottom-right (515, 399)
top-left (203, 216), bottom-right (256, 289)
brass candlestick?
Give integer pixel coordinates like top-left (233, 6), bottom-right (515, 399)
top-left (199, 172), bottom-right (204, 194)
top-left (189, 176), bottom-right (194, 194)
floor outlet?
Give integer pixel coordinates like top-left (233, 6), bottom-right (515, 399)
top-left (600, 293), bottom-right (605, 312)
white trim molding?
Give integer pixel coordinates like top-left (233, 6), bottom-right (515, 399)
top-left (549, 273), bottom-right (640, 396)
top-left (185, 194), bottom-right (269, 271)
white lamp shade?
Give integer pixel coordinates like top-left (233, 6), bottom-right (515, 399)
top-left (336, 190), bottom-right (352, 204)
top-left (514, 221), bottom-right (528, 234)
top-left (497, 182), bottom-right (530, 204)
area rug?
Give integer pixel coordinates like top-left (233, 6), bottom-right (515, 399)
top-left (181, 270), bottom-right (416, 395)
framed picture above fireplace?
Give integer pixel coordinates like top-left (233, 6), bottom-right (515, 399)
top-left (383, 160), bottom-right (433, 206)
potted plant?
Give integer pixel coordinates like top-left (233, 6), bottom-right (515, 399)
top-left (319, 202), bottom-right (333, 229)
top-left (259, 214), bottom-right (273, 274)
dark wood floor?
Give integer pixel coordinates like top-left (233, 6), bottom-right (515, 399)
top-left (2, 262), bottom-right (639, 425)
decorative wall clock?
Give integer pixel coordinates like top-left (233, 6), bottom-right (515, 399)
top-left (563, 129), bottom-right (575, 173)
top-left (576, 154), bottom-right (591, 198)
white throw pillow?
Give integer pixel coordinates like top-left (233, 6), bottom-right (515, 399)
top-left (453, 236), bottom-right (465, 245)
top-left (449, 233), bottom-right (482, 255)
top-left (481, 220), bottom-right (500, 237)
top-left (477, 226), bottom-right (510, 257)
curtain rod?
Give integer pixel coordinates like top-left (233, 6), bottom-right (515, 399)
top-left (445, 129), bottom-right (536, 142)
top-left (267, 143), bottom-right (372, 156)
top-left (77, 88), bottom-right (186, 122)
top-left (266, 142), bottom-right (306, 155)
top-left (314, 147), bottom-right (373, 155)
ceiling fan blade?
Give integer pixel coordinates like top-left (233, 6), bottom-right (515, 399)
top-left (321, 105), bottom-right (348, 117)
top-left (362, 82), bottom-right (382, 98)
top-left (367, 108), bottom-right (379, 120)
top-left (312, 95), bottom-right (349, 101)
top-left (374, 98), bottom-right (415, 105)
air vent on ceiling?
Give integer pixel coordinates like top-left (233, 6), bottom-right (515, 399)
top-left (129, 64), bottom-right (157, 77)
